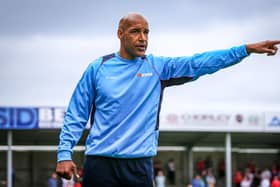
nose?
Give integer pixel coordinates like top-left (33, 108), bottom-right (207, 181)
top-left (139, 32), bottom-right (147, 41)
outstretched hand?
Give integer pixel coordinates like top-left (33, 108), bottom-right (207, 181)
top-left (246, 40), bottom-right (280, 56)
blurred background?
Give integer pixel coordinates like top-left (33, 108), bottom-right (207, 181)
top-left (0, 0), bottom-right (280, 187)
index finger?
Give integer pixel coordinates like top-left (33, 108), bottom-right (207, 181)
top-left (269, 40), bottom-right (280, 45)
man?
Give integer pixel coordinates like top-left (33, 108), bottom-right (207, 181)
top-left (56, 13), bottom-right (279, 187)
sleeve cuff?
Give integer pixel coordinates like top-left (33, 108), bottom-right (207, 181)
top-left (240, 44), bottom-right (250, 57)
top-left (57, 150), bottom-right (72, 162)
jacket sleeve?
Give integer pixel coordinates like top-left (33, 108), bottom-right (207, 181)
top-left (57, 63), bottom-right (96, 162)
top-left (154, 45), bottom-right (249, 85)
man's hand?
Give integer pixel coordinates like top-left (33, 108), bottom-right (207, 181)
top-left (56, 160), bottom-right (79, 180)
top-left (246, 40), bottom-right (280, 56)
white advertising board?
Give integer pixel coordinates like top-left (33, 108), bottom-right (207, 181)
top-left (159, 111), bottom-right (265, 132)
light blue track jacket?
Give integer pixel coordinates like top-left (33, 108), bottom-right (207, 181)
top-left (57, 45), bottom-right (248, 161)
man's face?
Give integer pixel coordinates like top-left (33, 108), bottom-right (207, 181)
top-left (118, 16), bottom-right (149, 59)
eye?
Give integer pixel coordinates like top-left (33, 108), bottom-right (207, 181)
top-left (130, 29), bottom-right (140, 34)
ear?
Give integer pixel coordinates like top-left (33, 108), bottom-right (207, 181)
top-left (117, 28), bottom-right (123, 39)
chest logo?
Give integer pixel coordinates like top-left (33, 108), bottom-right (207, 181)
top-left (136, 73), bottom-right (153, 77)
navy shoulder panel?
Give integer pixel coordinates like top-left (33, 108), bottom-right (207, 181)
top-left (101, 53), bottom-right (115, 64)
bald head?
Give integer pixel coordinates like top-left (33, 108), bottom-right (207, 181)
top-left (118, 13), bottom-right (148, 31)
top-left (117, 13), bottom-right (149, 59)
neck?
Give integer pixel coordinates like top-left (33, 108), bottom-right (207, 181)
top-left (118, 51), bottom-right (136, 60)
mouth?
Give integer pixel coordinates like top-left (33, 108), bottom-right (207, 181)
top-left (135, 44), bottom-right (146, 52)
